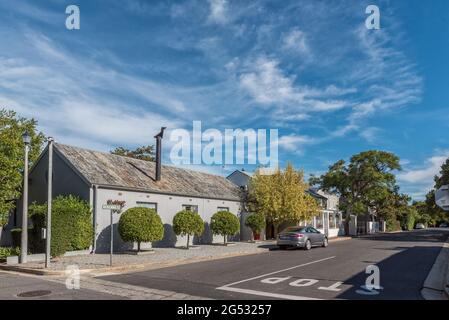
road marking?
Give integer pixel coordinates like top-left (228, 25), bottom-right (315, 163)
top-left (218, 256), bottom-right (336, 288)
top-left (318, 281), bottom-right (343, 292)
top-left (216, 256), bottom-right (335, 299)
top-left (217, 286), bottom-right (321, 300)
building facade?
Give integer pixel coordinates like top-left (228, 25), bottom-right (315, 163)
top-left (4, 143), bottom-right (248, 251)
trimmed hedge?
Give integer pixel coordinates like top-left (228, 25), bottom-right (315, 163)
top-left (245, 214), bottom-right (265, 238)
top-left (172, 210), bottom-right (204, 249)
top-left (29, 196), bottom-right (94, 257)
top-left (118, 207), bottom-right (164, 251)
top-left (210, 211), bottom-right (240, 245)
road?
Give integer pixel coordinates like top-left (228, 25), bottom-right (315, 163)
top-left (99, 229), bottom-right (449, 300)
top-left (0, 271), bottom-right (124, 300)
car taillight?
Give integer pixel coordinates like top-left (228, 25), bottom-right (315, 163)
top-left (294, 234), bottom-right (304, 238)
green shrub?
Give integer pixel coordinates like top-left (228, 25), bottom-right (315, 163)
top-left (118, 207), bottom-right (164, 251)
top-left (172, 210), bottom-right (204, 249)
top-left (28, 196), bottom-right (94, 257)
top-left (386, 219), bottom-right (401, 232)
top-left (0, 247), bottom-right (20, 261)
top-left (404, 214), bottom-right (416, 231)
top-left (210, 211), bottom-right (240, 245)
top-left (245, 214), bottom-right (265, 238)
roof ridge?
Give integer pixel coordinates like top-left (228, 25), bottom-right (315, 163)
top-left (54, 142), bottom-right (228, 179)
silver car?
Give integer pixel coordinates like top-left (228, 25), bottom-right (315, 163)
top-left (277, 226), bottom-right (328, 250)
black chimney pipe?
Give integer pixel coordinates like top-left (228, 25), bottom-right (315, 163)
top-left (154, 127), bottom-right (166, 181)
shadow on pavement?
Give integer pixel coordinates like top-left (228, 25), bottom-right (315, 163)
top-left (336, 244), bottom-right (445, 300)
top-left (355, 229), bottom-right (449, 244)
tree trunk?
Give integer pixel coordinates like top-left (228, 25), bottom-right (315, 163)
top-left (273, 223), bottom-right (280, 238)
top-left (137, 241), bottom-right (141, 252)
top-left (224, 234), bottom-right (227, 246)
top-left (187, 234), bottom-right (190, 249)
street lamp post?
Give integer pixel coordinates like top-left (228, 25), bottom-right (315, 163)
top-left (20, 131), bottom-right (31, 264)
top-left (45, 137), bottom-right (54, 268)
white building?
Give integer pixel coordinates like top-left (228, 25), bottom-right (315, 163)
top-left (6, 143), bottom-right (247, 252)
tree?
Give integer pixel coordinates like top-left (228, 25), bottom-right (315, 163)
top-left (310, 150), bottom-right (401, 218)
top-left (118, 207), bottom-right (164, 251)
top-left (245, 213), bottom-right (265, 240)
top-left (249, 163), bottom-right (320, 235)
top-left (110, 145), bottom-right (155, 161)
top-left (210, 211), bottom-right (240, 245)
top-left (172, 210), bottom-right (204, 249)
top-left (0, 109), bottom-right (45, 227)
top-left (417, 157), bottom-right (449, 226)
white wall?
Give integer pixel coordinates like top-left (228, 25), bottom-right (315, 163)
top-left (317, 190), bottom-right (339, 211)
top-left (94, 188), bottom-right (244, 253)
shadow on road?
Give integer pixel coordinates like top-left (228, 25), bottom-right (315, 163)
top-left (336, 244), bottom-right (445, 300)
top-left (355, 229), bottom-right (449, 243)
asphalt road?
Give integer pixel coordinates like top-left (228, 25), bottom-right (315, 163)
top-left (0, 271), bottom-right (125, 300)
top-left (100, 229), bottom-right (449, 300)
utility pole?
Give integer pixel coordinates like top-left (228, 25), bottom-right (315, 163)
top-left (20, 131), bottom-right (31, 264)
top-left (45, 137), bottom-right (54, 268)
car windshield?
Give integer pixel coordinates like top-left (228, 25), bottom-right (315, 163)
top-left (283, 227), bottom-right (305, 233)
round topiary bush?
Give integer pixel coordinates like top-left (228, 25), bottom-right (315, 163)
top-left (210, 211), bottom-right (240, 245)
top-left (245, 213), bottom-right (265, 240)
top-left (173, 210), bottom-right (204, 249)
top-left (118, 207), bottom-right (164, 251)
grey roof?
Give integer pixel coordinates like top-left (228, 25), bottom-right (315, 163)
top-left (227, 169), bottom-right (251, 178)
top-left (54, 143), bottom-right (241, 201)
top-left (306, 188), bottom-right (328, 200)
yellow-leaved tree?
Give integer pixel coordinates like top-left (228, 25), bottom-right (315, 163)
top-left (248, 163), bottom-right (320, 235)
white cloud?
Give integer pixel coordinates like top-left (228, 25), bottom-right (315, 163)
top-left (239, 57), bottom-right (300, 105)
top-left (397, 151), bottom-right (449, 200)
top-left (282, 28), bottom-right (309, 55)
top-left (239, 57), bottom-right (349, 114)
top-left (359, 127), bottom-right (382, 143)
top-left (278, 134), bottom-right (315, 152)
top-left (207, 0), bottom-right (228, 24)
top-left (398, 152), bottom-right (449, 184)
top-left (0, 32), bottom-right (187, 150)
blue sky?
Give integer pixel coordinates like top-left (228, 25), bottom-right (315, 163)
top-left (0, 0), bottom-right (448, 200)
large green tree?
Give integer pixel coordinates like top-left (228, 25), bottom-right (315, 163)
top-left (249, 163), bottom-right (320, 234)
top-left (310, 150), bottom-right (401, 218)
top-left (0, 109), bottom-right (44, 226)
top-left (420, 157), bottom-right (449, 225)
top-left (110, 145), bottom-right (155, 161)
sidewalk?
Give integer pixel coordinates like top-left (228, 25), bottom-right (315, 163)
top-left (0, 237), bottom-right (351, 276)
top-left (0, 241), bottom-right (275, 276)
top-left (421, 236), bottom-right (449, 300)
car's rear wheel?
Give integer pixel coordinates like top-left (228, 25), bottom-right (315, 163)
top-left (322, 238), bottom-right (328, 247)
top-left (304, 240), bottom-right (312, 250)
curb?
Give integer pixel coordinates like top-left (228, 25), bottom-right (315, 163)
top-left (0, 237), bottom-right (352, 277)
top-left (421, 236), bottom-right (449, 300)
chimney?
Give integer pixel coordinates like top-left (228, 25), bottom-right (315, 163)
top-left (154, 127), bottom-right (166, 181)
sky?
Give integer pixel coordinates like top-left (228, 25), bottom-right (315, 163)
top-left (0, 0), bottom-right (448, 201)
